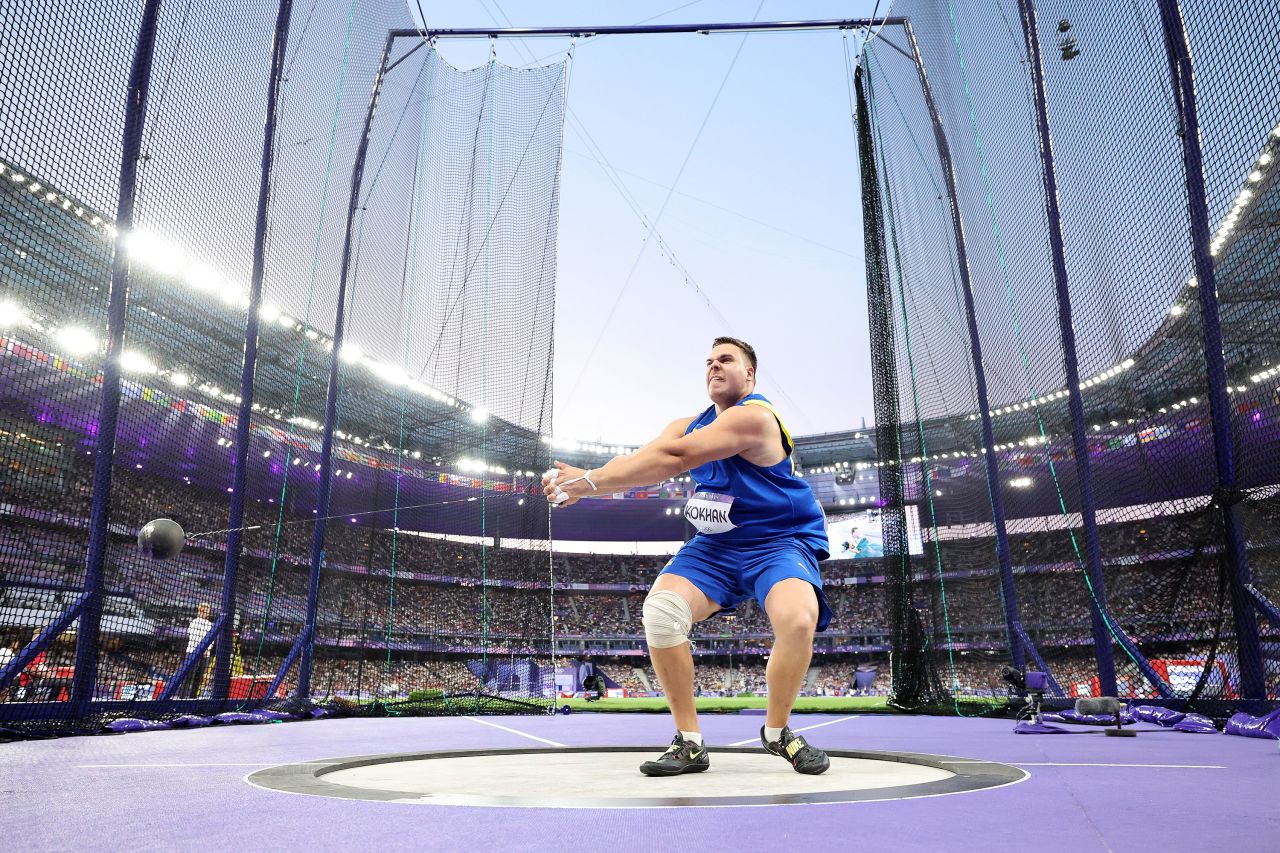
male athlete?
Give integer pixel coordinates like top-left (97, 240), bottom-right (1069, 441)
top-left (544, 337), bottom-right (831, 776)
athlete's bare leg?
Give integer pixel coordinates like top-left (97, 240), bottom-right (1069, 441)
top-left (647, 573), bottom-right (720, 734)
top-left (763, 578), bottom-right (820, 729)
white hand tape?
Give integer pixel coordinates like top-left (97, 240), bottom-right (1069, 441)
top-left (544, 469), bottom-right (569, 505)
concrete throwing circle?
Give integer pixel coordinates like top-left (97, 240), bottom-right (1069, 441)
top-left (248, 747), bottom-right (1027, 808)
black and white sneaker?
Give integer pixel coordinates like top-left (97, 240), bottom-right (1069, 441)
top-left (639, 733), bottom-right (710, 777)
top-left (761, 725), bottom-right (830, 775)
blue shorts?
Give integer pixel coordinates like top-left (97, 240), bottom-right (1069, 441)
top-left (659, 535), bottom-right (832, 631)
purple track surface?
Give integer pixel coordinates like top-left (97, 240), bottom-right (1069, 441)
top-left (4, 713), bottom-right (1277, 851)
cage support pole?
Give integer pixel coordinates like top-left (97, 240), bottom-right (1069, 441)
top-left (213, 0), bottom-right (296, 703)
top-left (853, 66), bottom-right (918, 704)
top-left (295, 33), bottom-right (396, 698)
top-left (1016, 0), bottom-right (1175, 699)
top-left (1155, 0), bottom-right (1266, 709)
top-left (902, 22), bottom-right (1037, 677)
top-left (402, 18), bottom-right (902, 40)
top-left (71, 0), bottom-right (164, 713)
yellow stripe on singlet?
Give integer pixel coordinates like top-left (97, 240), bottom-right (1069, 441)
top-left (741, 398), bottom-right (796, 472)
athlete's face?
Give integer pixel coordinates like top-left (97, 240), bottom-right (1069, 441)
top-left (706, 343), bottom-right (754, 405)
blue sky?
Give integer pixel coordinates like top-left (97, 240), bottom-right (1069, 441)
top-left (413, 2), bottom-right (881, 443)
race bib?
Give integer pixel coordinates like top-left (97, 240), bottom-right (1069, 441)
top-left (684, 491), bottom-right (736, 535)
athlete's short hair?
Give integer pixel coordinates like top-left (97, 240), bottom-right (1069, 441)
top-left (711, 336), bottom-right (757, 372)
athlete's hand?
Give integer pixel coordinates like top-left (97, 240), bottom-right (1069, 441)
top-left (543, 460), bottom-right (594, 508)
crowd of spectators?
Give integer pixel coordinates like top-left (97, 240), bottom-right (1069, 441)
top-left (3, 456), bottom-right (1277, 705)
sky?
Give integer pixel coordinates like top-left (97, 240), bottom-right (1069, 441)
top-left (412, 1), bottom-right (882, 444)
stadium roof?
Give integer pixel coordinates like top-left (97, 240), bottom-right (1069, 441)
top-left (0, 120), bottom-right (1276, 516)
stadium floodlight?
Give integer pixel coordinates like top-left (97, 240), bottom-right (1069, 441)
top-left (277, 313), bottom-right (295, 329)
top-left (469, 407), bottom-right (489, 424)
top-left (126, 230), bottom-right (186, 275)
top-left (0, 297), bottom-right (25, 327)
top-left (182, 263), bottom-right (220, 294)
top-left (169, 372), bottom-right (190, 387)
top-left (55, 325), bottom-right (98, 356)
top-left (258, 302), bottom-right (281, 323)
top-left (339, 342), bottom-right (363, 363)
top-left (219, 284), bottom-right (247, 307)
top-left (1009, 477), bottom-right (1034, 489)
top-left (119, 349), bottom-right (157, 374)
top-left (369, 360), bottom-right (407, 386)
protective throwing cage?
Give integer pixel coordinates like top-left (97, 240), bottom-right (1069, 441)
top-left (0, 0), bottom-right (567, 735)
top-left (0, 0), bottom-right (1277, 738)
top-left (859, 0), bottom-right (1280, 715)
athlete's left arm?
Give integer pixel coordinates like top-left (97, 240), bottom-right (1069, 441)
top-left (544, 405), bottom-right (775, 507)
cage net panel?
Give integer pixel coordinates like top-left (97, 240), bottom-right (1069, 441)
top-left (1179, 1), bottom-right (1280, 695)
top-left (0, 0), bottom-right (139, 728)
top-left (0, 0), bottom-right (281, 733)
top-left (861, 0), bottom-right (1280, 715)
top-left (1, 0), bottom-right (565, 736)
top-left (220, 0), bottom-right (416, 712)
top-left (297, 45), bottom-right (566, 713)
top-left (859, 26), bottom-right (1013, 713)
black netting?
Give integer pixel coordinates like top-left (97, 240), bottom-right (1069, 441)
top-left (0, 1), bottom-right (566, 736)
top-left (5, 3), bottom-right (1276, 740)
top-left (859, 1), bottom-right (1279, 716)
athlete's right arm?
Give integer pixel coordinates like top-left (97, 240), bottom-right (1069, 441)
top-left (540, 418), bottom-right (691, 507)
top-left (633, 417), bottom-right (695, 455)
top-left (547, 405), bottom-right (773, 507)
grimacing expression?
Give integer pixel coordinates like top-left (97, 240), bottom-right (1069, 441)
top-left (706, 344), bottom-right (754, 401)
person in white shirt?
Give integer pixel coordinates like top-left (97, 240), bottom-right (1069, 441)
top-left (0, 639), bottom-right (14, 701)
top-left (183, 603), bottom-right (213, 698)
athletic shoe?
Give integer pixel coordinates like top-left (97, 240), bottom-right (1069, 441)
top-left (639, 733), bottom-right (710, 776)
top-left (760, 725), bottom-right (830, 775)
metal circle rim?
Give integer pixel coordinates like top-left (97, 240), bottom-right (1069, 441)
top-left (246, 745), bottom-right (1029, 809)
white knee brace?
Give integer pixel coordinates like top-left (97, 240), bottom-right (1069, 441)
top-left (642, 590), bottom-right (693, 649)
